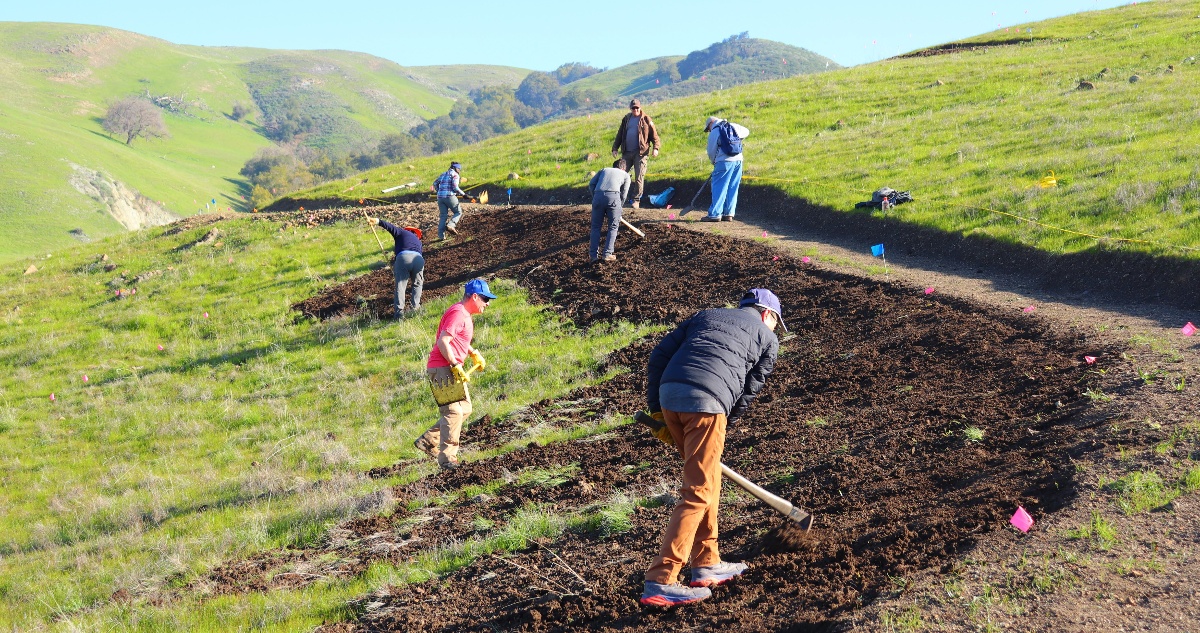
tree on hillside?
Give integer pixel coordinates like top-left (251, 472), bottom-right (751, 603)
top-left (677, 32), bottom-right (754, 80)
top-left (553, 62), bottom-right (602, 85)
top-left (515, 72), bottom-right (562, 117)
top-left (378, 133), bottom-right (426, 162)
top-left (655, 58), bottom-right (681, 84)
top-left (561, 86), bottom-right (604, 110)
top-left (102, 97), bottom-right (169, 145)
top-left (230, 101), bottom-right (252, 121)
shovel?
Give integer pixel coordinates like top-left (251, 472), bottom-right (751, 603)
top-left (679, 177), bottom-right (711, 216)
top-left (634, 411), bottom-right (812, 529)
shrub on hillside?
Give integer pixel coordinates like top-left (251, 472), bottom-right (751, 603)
top-left (515, 72), bottom-right (562, 117)
top-left (102, 97), bottom-right (169, 145)
top-left (230, 101), bottom-right (252, 121)
top-left (561, 86), bottom-right (605, 110)
top-left (553, 62), bottom-right (603, 85)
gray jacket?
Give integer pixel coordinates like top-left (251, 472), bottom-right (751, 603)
top-left (706, 119), bottom-right (751, 164)
top-left (647, 306), bottom-right (778, 422)
top-left (588, 167), bottom-right (631, 202)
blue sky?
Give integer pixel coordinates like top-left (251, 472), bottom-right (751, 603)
top-left (3, 1), bottom-right (1131, 70)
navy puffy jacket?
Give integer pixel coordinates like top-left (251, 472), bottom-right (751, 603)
top-left (646, 306), bottom-right (778, 421)
top-left (378, 220), bottom-right (423, 254)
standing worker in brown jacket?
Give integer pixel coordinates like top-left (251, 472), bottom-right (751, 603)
top-left (611, 99), bottom-right (661, 209)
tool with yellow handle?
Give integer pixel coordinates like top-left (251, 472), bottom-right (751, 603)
top-left (634, 410), bottom-right (813, 529)
top-left (430, 358), bottom-right (485, 406)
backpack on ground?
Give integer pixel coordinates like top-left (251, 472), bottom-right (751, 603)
top-left (716, 121), bottom-right (743, 156)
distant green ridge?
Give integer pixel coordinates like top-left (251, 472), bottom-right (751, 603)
top-left (0, 22), bottom-right (529, 263)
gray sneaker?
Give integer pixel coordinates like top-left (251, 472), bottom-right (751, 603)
top-left (689, 561), bottom-right (748, 587)
top-left (640, 581), bottom-right (711, 607)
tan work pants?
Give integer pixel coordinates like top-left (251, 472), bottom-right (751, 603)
top-left (621, 151), bottom-right (649, 204)
top-left (422, 366), bottom-right (472, 465)
top-left (645, 409), bottom-right (726, 585)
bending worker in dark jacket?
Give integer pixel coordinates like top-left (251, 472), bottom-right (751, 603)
top-left (586, 159), bottom-right (631, 263)
top-left (368, 217), bottom-right (424, 317)
top-left (640, 289), bottom-right (784, 607)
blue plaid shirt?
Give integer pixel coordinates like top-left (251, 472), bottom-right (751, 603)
top-left (434, 170), bottom-right (465, 199)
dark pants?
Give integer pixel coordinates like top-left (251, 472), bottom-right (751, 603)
top-left (621, 151), bottom-right (649, 204)
top-left (393, 251), bottom-right (424, 314)
top-left (590, 191), bottom-right (622, 260)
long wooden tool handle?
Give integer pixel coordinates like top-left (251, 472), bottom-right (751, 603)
top-left (632, 411), bottom-right (811, 528)
top-left (620, 216), bottom-right (645, 238)
top-left (719, 463), bottom-right (811, 527)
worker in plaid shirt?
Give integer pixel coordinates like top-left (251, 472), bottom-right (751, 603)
top-left (434, 161), bottom-right (468, 240)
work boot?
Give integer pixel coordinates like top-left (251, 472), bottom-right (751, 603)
top-left (721, 215), bottom-right (734, 222)
top-left (603, 254), bottom-right (617, 262)
top-left (700, 216), bottom-right (720, 223)
top-left (689, 561), bottom-right (748, 587)
top-left (640, 581), bottom-right (712, 607)
top-left (439, 460), bottom-right (460, 471)
top-left (413, 436), bottom-right (436, 457)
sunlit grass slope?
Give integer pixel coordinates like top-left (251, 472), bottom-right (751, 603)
top-left (0, 22), bottom-right (525, 264)
top-left (0, 217), bottom-right (656, 629)
top-left (293, 1), bottom-right (1200, 259)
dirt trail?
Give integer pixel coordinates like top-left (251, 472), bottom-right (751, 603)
top-left (179, 202), bottom-right (1196, 630)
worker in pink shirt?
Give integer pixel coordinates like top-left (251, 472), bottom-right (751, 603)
top-left (414, 278), bottom-right (497, 470)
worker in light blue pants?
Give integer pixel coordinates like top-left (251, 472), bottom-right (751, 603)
top-left (702, 116), bottom-right (750, 222)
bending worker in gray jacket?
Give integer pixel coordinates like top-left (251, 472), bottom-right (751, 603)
top-left (586, 159), bottom-right (631, 263)
top-left (639, 289), bottom-right (783, 607)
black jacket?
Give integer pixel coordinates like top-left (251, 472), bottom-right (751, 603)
top-left (378, 220), bottom-right (423, 254)
top-left (646, 306), bottom-right (778, 421)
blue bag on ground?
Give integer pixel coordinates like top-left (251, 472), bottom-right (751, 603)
top-left (648, 187), bottom-right (676, 208)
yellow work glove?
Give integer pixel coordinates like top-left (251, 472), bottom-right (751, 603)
top-left (450, 363), bottom-right (470, 383)
top-left (367, 217), bottom-right (379, 225)
top-left (648, 411), bottom-right (674, 446)
top-left (468, 349), bottom-right (486, 371)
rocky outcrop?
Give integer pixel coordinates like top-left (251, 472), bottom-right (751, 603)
top-left (68, 163), bottom-right (178, 230)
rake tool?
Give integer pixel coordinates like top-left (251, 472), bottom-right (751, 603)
top-left (634, 411), bottom-right (812, 529)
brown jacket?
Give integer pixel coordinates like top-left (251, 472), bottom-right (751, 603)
top-left (612, 112), bottom-right (661, 156)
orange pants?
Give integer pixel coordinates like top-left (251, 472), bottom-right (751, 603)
top-left (645, 409), bottom-right (727, 585)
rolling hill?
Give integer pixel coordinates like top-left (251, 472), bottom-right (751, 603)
top-left (0, 22), bottom-right (530, 263)
top-left (568, 38), bottom-right (839, 106)
top-left (286, 1), bottom-right (1200, 262)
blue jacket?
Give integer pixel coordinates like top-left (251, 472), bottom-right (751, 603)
top-left (647, 306), bottom-right (778, 421)
top-left (378, 220), bottom-right (423, 254)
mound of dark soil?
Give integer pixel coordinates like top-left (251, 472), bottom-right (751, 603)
top-left (234, 204), bottom-right (1132, 630)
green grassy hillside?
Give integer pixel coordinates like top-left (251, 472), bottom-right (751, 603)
top-left (569, 56), bottom-right (685, 98)
top-left (408, 64), bottom-right (532, 94)
top-left (289, 2), bottom-right (1200, 259)
top-left (0, 22), bottom-right (528, 264)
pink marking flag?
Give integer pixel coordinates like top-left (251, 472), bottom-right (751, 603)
top-left (667, 213), bottom-right (676, 220)
top-left (665, 204), bottom-right (672, 209)
top-left (1084, 355), bottom-right (1097, 365)
top-left (82, 375), bottom-right (88, 383)
top-left (762, 231), bottom-right (768, 238)
top-left (50, 393), bottom-right (56, 402)
top-left (203, 312), bottom-right (209, 319)
top-left (157, 344), bottom-right (164, 351)
top-left (1023, 305), bottom-right (1036, 313)
top-left (1010, 506), bottom-right (1034, 533)
top-left (802, 256), bottom-right (811, 263)
top-left (924, 287), bottom-right (935, 295)
top-left (1182, 322), bottom-right (1197, 337)
top-left (773, 256), bottom-right (780, 261)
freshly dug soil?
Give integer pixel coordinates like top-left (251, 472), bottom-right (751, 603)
top-left (263, 203), bottom-right (1134, 630)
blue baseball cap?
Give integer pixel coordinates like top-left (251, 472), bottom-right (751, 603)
top-left (739, 288), bottom-right (787, 332)
top-left (464, 278), bottom-right (497, 300)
